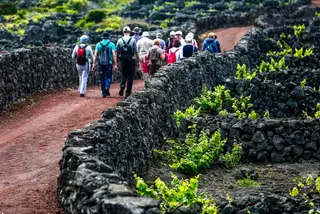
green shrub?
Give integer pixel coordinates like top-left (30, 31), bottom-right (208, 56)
top-left (293, 24), bottom-right (305, 38)
top-left (220, 143), bottom-right (242, 169)
top-left (155, 126), bottom-right (226, 174)
top-left (294, 47), bottom-right (314, 58)
top-left (235, 64), bottom-right (256, 81)
top-left (185, 0), bottom-right (201, 8)
top-left (173, 106), bottom-right (200, 127)
top-left (57, 19), bottom-right (69, 25)
top-left (237, 175), bottom-right (260, 187)
top-left (314, 104), bottom-right (320, 118)
top-left (0, 2), bottom-right (18, 15)
top-left (99, 15), bottom-right (122, 31)
top-left (134, 174), bottom-right (218, 214)
top-left (67, 0), bottom-right (88, 10)
top-left (160, 18), bottom-right (173, 29)
top-left (85, 9), bottom-right (106, 23)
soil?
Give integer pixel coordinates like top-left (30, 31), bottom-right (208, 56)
top-left (0, 81), bottom-right (144, 214)
top-left (309, 0), bottom-right (320, 7)
top-left (143, 162), bottom-right (320, 200)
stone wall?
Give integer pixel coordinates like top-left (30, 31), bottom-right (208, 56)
top-left (0, 48), bottom-right (141, 110)
top-left (58, 30), bottom-right (260, 213)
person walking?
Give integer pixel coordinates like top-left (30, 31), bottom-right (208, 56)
top-left (181, 36), bottom-right (196, 58)
top-left (116, 26), bottom-right (139, 98)
top-left (137, 31), bottom-right (153, 79)
top-left (92, 32), bottom-right (117, 98)
top-left (147, 40), bottom-right (165, 78)
top-left (168, 39), bottom-right (182, 64)
top-left (202, 32), bottom-right (221, 53)
top-left (132, 27), bottom-right (141, 42)
top-left (154, 32), bottom-right (166, 51)
top-left (166, 31), bottom-right (176, 53)
top-left (71, 35), bottom-right (94, 97)
top-left (186, 32), bottom-right (198, 51)
top-left (176, 30), bottom-right (186, 46)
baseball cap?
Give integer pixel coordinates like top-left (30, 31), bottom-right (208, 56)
top-left (141, 31), bottom-right (150, 37)
top-left (79, 35), bottom-right (89, 43)
top-left (156, 32), bottom-right (163, 38)
top-left (123, 26), bottom-right (131, 33)
top-left (170, 31), bottom-right (176, 36)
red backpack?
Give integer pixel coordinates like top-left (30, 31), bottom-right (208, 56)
top-left (76, 45), bottom-right (87, 65)
top-left (168, 48), bottom-right (179, 64)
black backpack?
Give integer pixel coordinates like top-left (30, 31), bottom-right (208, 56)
top-left (98, 41), bottom-right (111, 65)
top-left (120, 38), bottom-right (133, 60)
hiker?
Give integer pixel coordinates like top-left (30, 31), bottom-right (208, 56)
top-left (132, 27), bottom-right (141, 42)
top-left (166, 31), bottom-right (176, 53)
top-left (181, 36), bottom-right (196, 58)
top-left (186, 32), bottom-right (198, 51)
top-left (202, 32), bottom-right (221, 53)
top-left (147, 40), bottom-right (165, 77)
top-left (167, 39), bottom-right (182, 64)
top-left (176, 31), bottom-right (186, 46)
top-left (92, 32), bottom-right (117, 98)
top-left (116, 26), bottom-right (139, 98)
top-left (154, 33), bottom-right (166, 51)
top-left (71, 35), bottom-right (94, 97)
top-left (137, 31), bottom-right (153, 79)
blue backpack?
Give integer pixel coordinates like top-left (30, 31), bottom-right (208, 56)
top-left (98, 41), bottom-right (111, 65)
top-left (206, 40), bottom-right (218, 53)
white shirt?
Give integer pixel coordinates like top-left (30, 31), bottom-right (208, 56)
top-left (71, 44), bottom-right (94, 62)
top-left (137, 37), bottom-right (153, 60)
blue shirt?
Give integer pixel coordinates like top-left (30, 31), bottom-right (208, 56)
top-left (95, 39), bottom-right (116, 64)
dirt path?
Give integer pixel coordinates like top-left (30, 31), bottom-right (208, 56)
top-left (199, 26), bottom-right (252, 51)
top-left (0, 26), bottom-right (252, 214)
top-left (0, 81), bottom-right (144, 214)
top-left (309, 0), bottom-right (320, 7)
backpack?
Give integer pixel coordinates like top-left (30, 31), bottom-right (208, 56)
top-left (206, 40), bottom-right (218, 53)
top-left (120, 38), bottom-right (133, 60)
top-left (98, 41), bottom-right (110, 65)
top-left (168, 49), bottom-right (179, 64)
top-left (149, 48), bottom-right (159, 64)
top-left (76, 45), bottom-right (87, 65)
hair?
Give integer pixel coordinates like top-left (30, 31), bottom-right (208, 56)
top-left (153, 40), bottom-right (160, 46)
top-left (208, 32), bottom-right (217, 39)
top-left (173, 39), bottom-right (181, 47)
top-left (102, 32), bottom-right (109, 38)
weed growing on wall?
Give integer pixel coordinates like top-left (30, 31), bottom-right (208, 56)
top-left (289, 176), bottom-right (320, 212)
top-left (134, 174), bottom-right (218, 214)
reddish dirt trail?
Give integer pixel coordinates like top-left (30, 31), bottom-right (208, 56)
top-left (0, 81), bottom-right (144, 214)
top-left (309, 0), bottom-right (320, 7)
top-left (199, 26), bottom-right (252, 51)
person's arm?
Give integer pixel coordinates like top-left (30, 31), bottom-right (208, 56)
top-left (216, 40), bottom-right (221, 53)
top-left (133, 40), bottom-right (139, 63)
top-left (112, 50), bottom-right (117, 70)
top-left (180, 47), bottom-right (184, 59)
top-left (71, 45), bottom-right (77, 59)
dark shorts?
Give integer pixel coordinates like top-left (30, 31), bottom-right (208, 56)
top-left (149, 64), bottom-right (161, 76)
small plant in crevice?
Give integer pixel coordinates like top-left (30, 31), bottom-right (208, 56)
top-left (289, 175), bottom-right (320, 212)
top-left (315, 12), bottom-right (320, 17)
top-left (134, 174), bottom-right (219, 214)
top-left (293, 24), bottom-right (305, 38)
top-left (236, 174), bottom-right (261, 187)
top-left (258, 57), bottom-right (287, 73)
top-left (314, 103), bottom-right (320, 118)
top-left (235, 64), bottom-right (256, 81)
top-left (300, 78), bottom-right (307, 88)
top-left (294, 47), bottom-right (314, 58)
top-left (248, 110), bottom-right (258, 119)
top-left (174, 105), bottom-right (200, 127)
top-left (263, 110), bottom-right (270, 119)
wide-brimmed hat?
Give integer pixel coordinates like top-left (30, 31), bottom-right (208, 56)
top-left (170, 31), bottom-right (176, 36)
top-left (141, 31), bottom-right (150, 37)
top-left (133, 27), bottom-right (141, 33)
top-left (176, 30), bottom-right (183, 35)
top-left (123, 26), bottom-right (131, 33)
top-left (185, 36), bottom-right (192, 42)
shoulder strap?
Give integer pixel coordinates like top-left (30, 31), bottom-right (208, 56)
top-left (174, 49), bottom-right (179, 54)
top-left (121, 38), bottom-right (125, 44)
top-left (127, 37), bottom-right (132, 45)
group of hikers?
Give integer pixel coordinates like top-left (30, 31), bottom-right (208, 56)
top-left (72, 26), bottom-right (221, 98)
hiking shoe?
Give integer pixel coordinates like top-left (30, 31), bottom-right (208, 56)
top-left (119, 88), bottom-right (124, 96)
top-left (106, 88), bottom-right (110, 96)
top-left (102, 95), bottom-right (107, 98)
top-left (80, 94), bottom-right (85, 97)
top-left (125, 91), bottom-right (131, 98)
